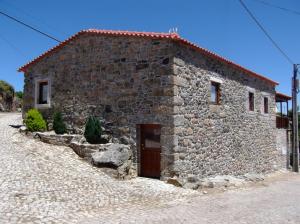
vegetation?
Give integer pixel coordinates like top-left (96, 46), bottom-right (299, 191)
top-left (0, 80), bottom-right (15, 111)
top-left (25, 109), bottom-right (47, 132)
top-left (0, 80), bottom-right (14, 98)
top-left (53, 112), bottom-right (67, 134)
top-left (84, 116), bottom-right (102, 144)
top-left (15, 91), bottom-right (23, 99)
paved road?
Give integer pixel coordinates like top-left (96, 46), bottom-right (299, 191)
top-left (0, 113), bottom-right (300, 224)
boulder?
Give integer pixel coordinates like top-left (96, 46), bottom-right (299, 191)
top-left (243, 173), bottom-right (264, 182)
top-left (91, 143), bottom-right (131, 168)
top-left (36, 132), bottom-right (81, 147)
top-left (69, 141), bottom-right (100, 158)
top-left (167, 177), bottom-right (183, 187)
top-left (119, 136), bottom-right (135, 145)
top-left (91, 143), bottom-right (132, 179)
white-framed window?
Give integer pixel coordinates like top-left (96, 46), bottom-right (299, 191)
top-left (210, 77), bottom-right (223, 105)
top-left (263, 97), bottom-right (269, 114)
top-left (246, 87), bottom-right (255, 112)
top-left (35, 78), bottom-right (51, 108)
top-left (248, 92), bottom-right (254, 111)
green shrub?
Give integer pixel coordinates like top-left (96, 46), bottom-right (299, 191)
top-left (84, 116), bottom-right (102, 144)
top-left (53, 112), bottom-right (66, 134)
top-left (25, 109), bottom-right (47, 132)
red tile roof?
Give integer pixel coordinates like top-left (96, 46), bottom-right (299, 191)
top-left (18, 29), bottom-right (278, 86)
top-left (276, 92), bottom-right (291, 101)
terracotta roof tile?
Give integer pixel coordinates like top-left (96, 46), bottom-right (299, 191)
top-left (18, 29), bottom-right (278, 86)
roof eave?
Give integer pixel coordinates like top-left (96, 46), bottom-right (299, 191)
top-left (17, 29), bottom-right (279, 86)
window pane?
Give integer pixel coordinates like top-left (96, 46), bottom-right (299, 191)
top-left (249, 92), bottom-right (254, 111)
top-left (144, 128), bottom-right (161, 148)
top-left (42, 85), bottom-right (48, 102)
top-left (264, 97), bottom-right (268, 113)
top-left (39, 82), bottom-right (48, 104)
top-left (211, 85), bottom-right (216, 103)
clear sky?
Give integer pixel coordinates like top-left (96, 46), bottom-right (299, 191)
top-left (0, 0), bottom-right (299, 96)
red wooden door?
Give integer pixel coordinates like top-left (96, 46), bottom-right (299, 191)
top-left (140, 124), bottom-right (161, 178)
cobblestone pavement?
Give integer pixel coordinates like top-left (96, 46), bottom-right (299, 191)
top-left (1, 113), bottom-right (300, 224)
top-left (0, 113), bottom-right (197, 224)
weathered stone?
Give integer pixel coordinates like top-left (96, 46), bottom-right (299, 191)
top-left (36, 132), bottom-right (81, 146)
top-left (69, 142), bottom-right (99, 158)
top-left (91, 143), bottom-right (131, 168)
top-left (167, 177), bottom-right (183, 187)
top-left (187, 174), bottom-right (198, 183)
top-left (19, 126), bottom-right (27, 133)
top-left (243, 173), bottom-right (265, 182)
top-left (183, 182), bottom-right (199, 190)
top-left (119, 136), bottom-right (135, 145)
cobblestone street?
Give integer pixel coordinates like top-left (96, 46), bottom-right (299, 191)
top-left (1, 113), bottom-right (300, 224)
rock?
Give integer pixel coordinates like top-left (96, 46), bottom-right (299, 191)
top-left (243, 173), bottom-right (264, 182)
top-left (198, 180), bottom-right (214, 188)
top-left (36, 132), bottom-right (80, 147)
top-left (91, 143), bottom-right (131, 168)
top-left (100, 134), bottom-right (111, 143)
top-left (19, 126), bottom-right (27, 133)
top-left (198, 175), bottom-right (245, 189)
top-left (167, 177), bottom-right (183, 187)
top-left (69, 142), bottom-right (99, 158)
top-left (111, 138), bottom-right (120, 143)
top-left (71, 135), bottom-right (86, 144)
top-left (119, 136), bottom-right (135, 145)
top-left (183, 182), bottom-right (199, 190)
top-left (187, 174), bottom-right (198, 183)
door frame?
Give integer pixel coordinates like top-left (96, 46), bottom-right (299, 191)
top-left (137, 124), bottom-right (161, 179)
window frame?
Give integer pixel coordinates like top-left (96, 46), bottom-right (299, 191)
top-left (210, 81), bottom-right (221, 105)
top-left (248, 91), bottom-right (255, 112)
top-left (263, 96), bottom-right (269, 114)
top-left (35, 78), bottom-right (51, 109)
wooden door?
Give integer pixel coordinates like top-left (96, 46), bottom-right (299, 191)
top-left (140, 124), bottom-right (161, 178)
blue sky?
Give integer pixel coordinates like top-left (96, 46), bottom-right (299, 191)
top-left (0, 0), bottom-right (299, 96)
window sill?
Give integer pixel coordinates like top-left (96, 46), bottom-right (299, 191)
top-left (35, 104), bottom-right (51, 109)
top-left (210, 102), bottom-right (221, 106)
top-left (261, 113), bottom-right (270, 117)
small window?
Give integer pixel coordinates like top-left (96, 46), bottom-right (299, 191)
top-left (264, 97), bottom-right (269, 114)
top-left (249, 92), bottom-right (254, 111)
top-left (211, 82), bottom-right (221, 104)
top-left (38, 81), bottom-right (48, 104)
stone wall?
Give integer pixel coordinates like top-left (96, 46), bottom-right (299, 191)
top-left (171, 42), bottom-right (282, 184)
top-left (23, 33), bottom-right (283, 183)
top-left (276, 128), bottom-right (290, 168)
top-left (23, 34), bottom-right (177, 177)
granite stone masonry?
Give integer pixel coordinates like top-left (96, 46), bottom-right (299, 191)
top-left (20, 30), bottom-right (283, 186)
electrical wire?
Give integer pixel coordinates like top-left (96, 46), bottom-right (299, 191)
top-left (0, 10), bottom-right (61, 43)
top-left (251, 0), bottom-right (300, 16)
top-left (0, 33), bottom-right (26, 58)
top-left (239, 0), bottom-right (294, 65)
top-left (0, 0), bottom-right (67, 36)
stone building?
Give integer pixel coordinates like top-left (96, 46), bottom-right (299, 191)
top-left (19, 29), bottom-right (285, 184)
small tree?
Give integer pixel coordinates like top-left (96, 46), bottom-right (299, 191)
top-left (25, 109), bottom-right (47, 132)
top-left (53, 112), bottom-right (66, 134)
top-left (84, 116), bottom-right (102, 144)
top-left (15, 91), bottom-right (23, 99)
